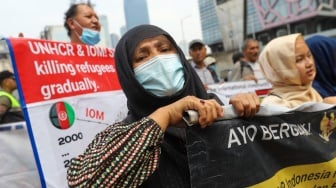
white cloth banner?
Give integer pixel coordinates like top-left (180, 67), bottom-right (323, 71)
top-left (208, 79), bottom-right (272, 99)
top-left (0, 121), bottom-right (40, 188)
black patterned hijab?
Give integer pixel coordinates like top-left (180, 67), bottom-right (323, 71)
top-left (115, 24), bottom-right (208, 120)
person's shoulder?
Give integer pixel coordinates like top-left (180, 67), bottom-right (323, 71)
top-left (190, 62), bottom-right (200, 70)
top-left (232, 61), bottom-right (242, 69)
top-left (0, 95), bottom-right (11, 104)
top-left (261, 94), bottom-right (285, 106)
top-left (240, 60), bottom-right (251, 66)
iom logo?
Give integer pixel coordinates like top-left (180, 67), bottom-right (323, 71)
top-left (49, 101), bottom-right (75, 130)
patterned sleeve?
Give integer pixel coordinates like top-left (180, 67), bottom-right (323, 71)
top-left (67, 117), bottom-right (164, 188)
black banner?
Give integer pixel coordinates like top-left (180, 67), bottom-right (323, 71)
top-left (186, 108), bottom-right (336, 188)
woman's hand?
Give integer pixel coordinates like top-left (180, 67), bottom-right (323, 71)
top-left (243, 75), bottom-right (258, 83)
top-left (229, 92), bottom-right (260, 117)
top-left (149, 96), bottom-right (223, 132)
top-left (323, 96), bottom-right (336, 104)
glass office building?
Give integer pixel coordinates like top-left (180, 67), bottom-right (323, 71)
top-left (211, 0), bottom-right (336, 50)
top-left (124, 0), bottom-right (150, 31)
top-left (215, 0), bottom-right (244, 52)
top-left (245, 0), bottom-right (336, 44)
top-left (199, 0), bottom-right (223, 52)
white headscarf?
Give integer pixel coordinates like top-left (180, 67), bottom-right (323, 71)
top-left (259, 33), bottom-right (322, 108)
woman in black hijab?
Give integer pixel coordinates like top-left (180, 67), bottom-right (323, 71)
top-left (67, 25), bottom-right (260, 188)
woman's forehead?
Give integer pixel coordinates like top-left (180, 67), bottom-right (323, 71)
top-left (134, 35), bottom-right (172, 52)
top-left (137, 35), bottom-right (170, 46)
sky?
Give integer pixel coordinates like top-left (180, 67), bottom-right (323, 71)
top-left (0, 0), bottom-right (202, 44)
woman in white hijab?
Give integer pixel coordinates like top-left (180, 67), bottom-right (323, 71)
top-left (259, 33), bottom-right (323, 108)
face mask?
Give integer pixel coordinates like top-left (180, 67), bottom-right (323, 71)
top-left (73, 20), bottom-right (101, 45)
top-left (134, 54), bottom-right (185, 97)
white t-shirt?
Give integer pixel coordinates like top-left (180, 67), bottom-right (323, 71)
top-left (190, 61), bottom-right (216, 85)
top-left (248, 62), bottom-right (264, 80)
top-left (194, 67), bottom-right (215, 85)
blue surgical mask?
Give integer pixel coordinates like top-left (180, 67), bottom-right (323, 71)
top-left (134, 54), bottom-right (185, 97)
top-left (74, 20), bottom-right (101, 45)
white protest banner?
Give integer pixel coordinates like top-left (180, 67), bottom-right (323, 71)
top-left (0, 121), bottom-right (40, 188)
top-left (208, 79), bottom-right (272, 99)
top-left (6, 38), bottom-right (128, 188)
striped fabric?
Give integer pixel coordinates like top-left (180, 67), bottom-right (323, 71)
top-left (67, 117), bottom-right (164, 187)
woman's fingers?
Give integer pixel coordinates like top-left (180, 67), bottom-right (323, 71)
top-left (197, 99), bottom-right (223, 128)
top-left (230, 92), bottom-right (260, 117)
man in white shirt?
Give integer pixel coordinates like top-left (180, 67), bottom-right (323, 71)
top-left (189, 39), bottom-right (220, 90)
top-left (229, 38), bottom-right (264, 82)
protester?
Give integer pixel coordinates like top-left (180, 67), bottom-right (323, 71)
top-left (66, 24), bottom-right (260, 187)
top-left (189, 39), bottom-right (220, 89)
top-left (306, 35), bottom-right (336, 103)
top-left (203, 56), bottom-right (221, 81)
top-left (232, 51), bottom-right (245, 64)
top-left (229, 38), bottom-right (263, 82)
top-left (258, 33), bottom-right (323, 108)
top-left (203, 56), bottom-right (217, 72)
top-left (0, 70), bottom-right (24, 123)
top-left (64, 3), bottom-right (101, 45)
top-left (227, 51), bottom-right (245, 81)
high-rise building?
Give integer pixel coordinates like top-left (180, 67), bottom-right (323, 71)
top-left (110, 33), bottom-right (120, 48)
top-left (207, 0), bottom-right (336, 80)
top-left (213, 0), bottom-right (336, 51)
top-left (120, 26), bottom-right (127, 37)
top-left (245, 0), bottom-right (336, 45)
top-left (198, 0), bottom-right (223, 53)
top-left (99, 15), bottom-right (112, 48)
top-left (124, 0), bottom-right (150, 31)
top-left (40, 25), bottom-right (70, 43)
top-left (215, 0), bottom-right (244, 52)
